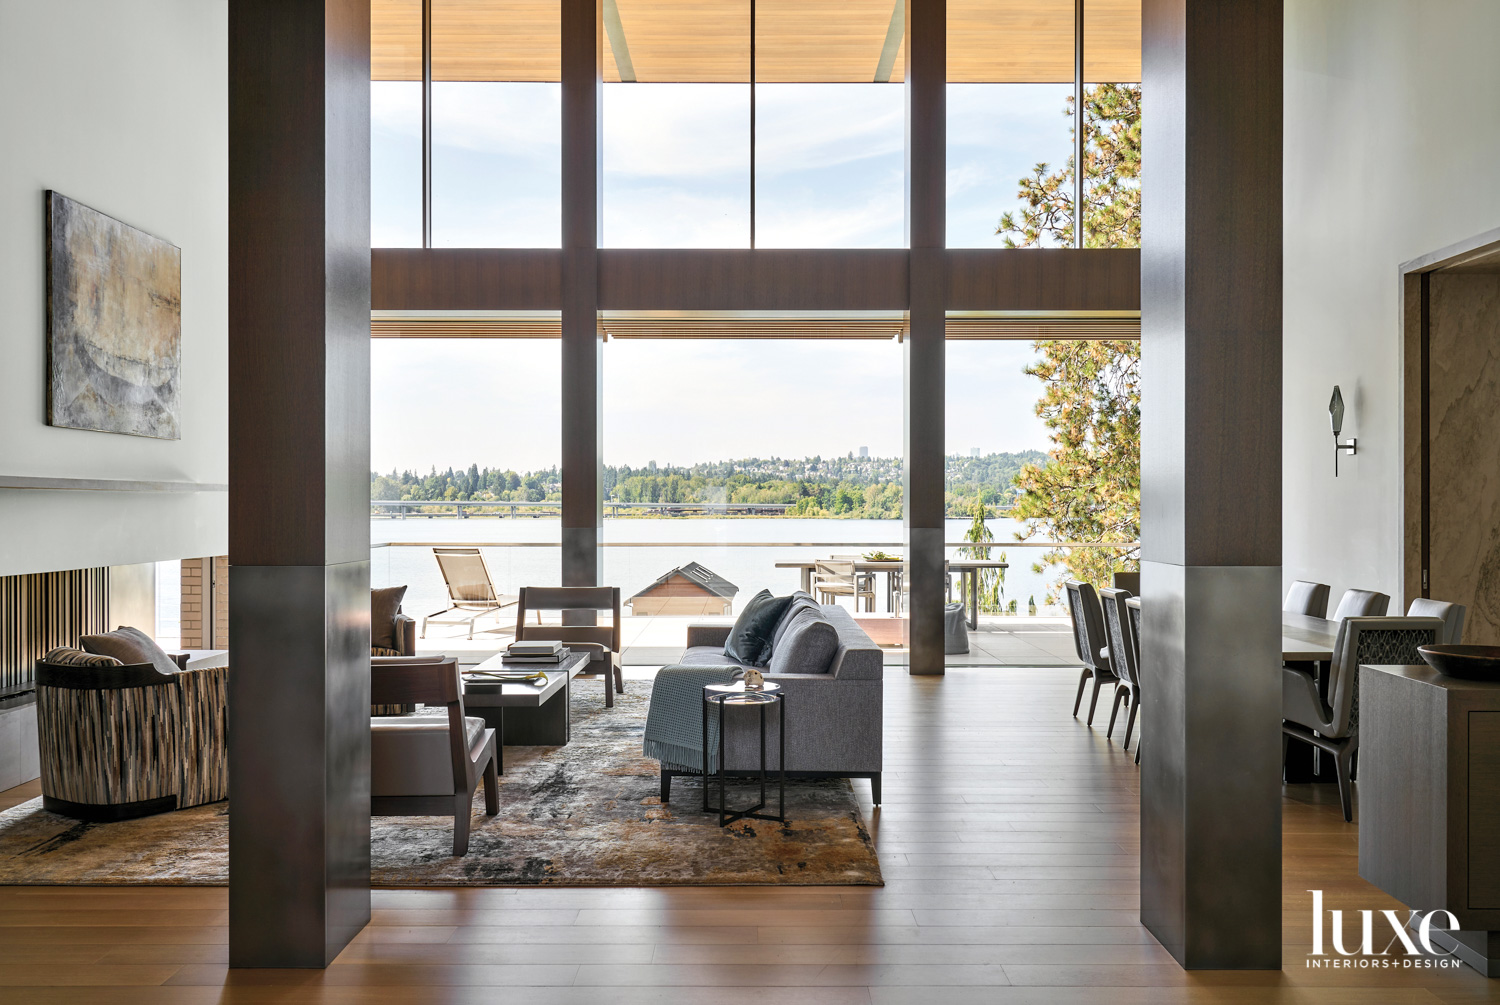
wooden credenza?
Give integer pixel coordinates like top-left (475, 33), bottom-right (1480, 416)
top-left (1359, 663), bottom-right (1500, 976)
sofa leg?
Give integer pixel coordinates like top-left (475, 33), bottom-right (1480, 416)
top-left (660, 769), bottom-right (672, 803)
top-left (870, 773), bottom-right (881, 805)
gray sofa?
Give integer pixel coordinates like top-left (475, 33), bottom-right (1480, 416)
top-left (661, 597), bottom-right (884, 802)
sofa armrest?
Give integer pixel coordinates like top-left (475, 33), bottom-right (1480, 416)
top-left (394, 613), bottom-right (418, 656)
top-left (686, 624), bottom-right (733, 649)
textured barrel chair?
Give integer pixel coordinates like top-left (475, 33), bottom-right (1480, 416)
top-left (35, 649), bottom-right (229, 821)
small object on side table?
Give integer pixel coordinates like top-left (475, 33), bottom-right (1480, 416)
top-left (702, 681), bottom-right (785, 827)
top-left (742, 668), bottom-right (764, 690)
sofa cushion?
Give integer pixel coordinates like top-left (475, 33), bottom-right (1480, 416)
top-left (680, 646), bottom-right (753, 671)
top-left (772, 595), bottom-right (822, 652)
top-left (722, 589), bottom-right (792, 667)
top-left (371, 586), bottom-right (408, 651)
top-left (80, 626), bottom-right (179, 675)
top-left (769, 610), bottom-right (840, 675)
top-left (370, 714), bottom-right (486, 797)
top-left (42, 646), bottom-right (123, 668)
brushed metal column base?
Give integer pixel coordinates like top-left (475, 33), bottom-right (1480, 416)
top-left (1140, 561), bottom-right (1282, 969)
top-left (229, 562), bottom-right (371, 968)
top-left (904, 525), bottom-right (946, 675)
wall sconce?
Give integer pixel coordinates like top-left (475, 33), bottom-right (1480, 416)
top-left (1329, 385), bottom-right (1358, 476)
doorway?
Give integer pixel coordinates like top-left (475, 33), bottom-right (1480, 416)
top-left (1403, 228), bottom-right (1500, 643)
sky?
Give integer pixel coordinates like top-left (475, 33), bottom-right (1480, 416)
top-left (370, 80), bottom-right (1071, 474)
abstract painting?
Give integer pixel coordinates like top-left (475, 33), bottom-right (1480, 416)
top-left (46, 191), bottom-right (181, 439)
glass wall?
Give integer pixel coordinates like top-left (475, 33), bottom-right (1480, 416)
top-left (602, 1), bottom-right (750, 247)
top-left (601, 333), bottom-right (903, 648)
top-left (753, 2), bottom-right (905, 248)
top-left (1082, 0), bottom-right (1141, 248)
top-left (432, 0), bottom-right (561, 246)
top-left (371, 0), bottom-right (423, 247)
top-left (946, 0), bottom-right (1075, 248)
top-left (370, 335), bottom-right (562, 634)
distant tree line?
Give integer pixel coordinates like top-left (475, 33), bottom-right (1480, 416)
top-left (370, 450), bottom-right (1046, 520)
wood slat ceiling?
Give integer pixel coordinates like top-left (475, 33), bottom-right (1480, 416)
top-left (372, 0), bottom-right (1138, 84)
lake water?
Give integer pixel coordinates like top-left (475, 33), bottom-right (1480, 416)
top-left (372, 517), bottom-right (1069, 622)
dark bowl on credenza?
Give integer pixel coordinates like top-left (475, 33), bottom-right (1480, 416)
top-left (1418, 645), bottom-right (1500, 681)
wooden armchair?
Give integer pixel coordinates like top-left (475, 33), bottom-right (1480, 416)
top-left (515, 587), bottom-right (624, 707)
top-left (370, 656), bottom-right (498, 855)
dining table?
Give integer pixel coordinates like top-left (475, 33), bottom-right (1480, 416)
top-left (773, 557), bottom-right (1010, 629)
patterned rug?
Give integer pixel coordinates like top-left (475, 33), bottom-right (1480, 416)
top-left (0, 680), bottom-right (881, 886)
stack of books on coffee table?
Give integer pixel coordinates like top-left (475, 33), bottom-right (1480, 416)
top-left (502, 641), bottom-right (571, 666)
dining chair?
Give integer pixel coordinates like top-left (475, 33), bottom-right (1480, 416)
top-left (514, 586), bottom-right (624, 707)
top-left (1283, 580), bottom-right (1330, 619)
top-left (1099, 587), bottom-right (1141, 754)
top-left (1064, 580), bottom-right (1116, 726)
top-left (831, 555), bottom-right (880, 608)
top-left (1125, 596), bottom-right (1143, 764)
top-left (1332, 588), bottom-right (1390, 620)
top-left (1406, 598), bottom-right (1466, 644)
top-left (813, 560), bottom-right (876, 613)
top-left (1282, 615), bottom-right (1442, 822)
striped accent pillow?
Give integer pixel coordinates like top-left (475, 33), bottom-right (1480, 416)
top-left (371, 646), bottom-right (403, 657)
top-left (42, 647), bottom-right (123, 667)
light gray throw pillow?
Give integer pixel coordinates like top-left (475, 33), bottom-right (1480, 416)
top-left (769, 610), bottom-right (840, 675)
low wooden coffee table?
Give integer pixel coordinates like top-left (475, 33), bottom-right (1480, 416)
top-left (462, 650), bottom-right (591, 749)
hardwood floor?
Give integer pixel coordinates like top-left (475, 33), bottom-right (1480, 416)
top-left (1, 668), bottom-right (1496, 1002)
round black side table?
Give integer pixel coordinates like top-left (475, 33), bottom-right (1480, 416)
top-left (701, 681), bottom-right (785, 827)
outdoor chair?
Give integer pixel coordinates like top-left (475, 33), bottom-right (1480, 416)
top-left (1282, 615), bottom-right (1442, 822)
top-left (1064, 579), bottom-right (1117, 726)
top-left (514, 586), bottom-right (625, 708)
top-left (1099, 587), bottom-right (1141, 755)
top-left (371, 655), bottom-right (498, 855)
top-left (813, 560), bottom-right (876, 613)
top-left (421, 547), bottom-right (517, 639)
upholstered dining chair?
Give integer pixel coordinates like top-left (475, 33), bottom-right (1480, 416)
top-left (1282, 615), bottom-right (1442, 822)
top-left (370, 655), bottom-right (498, 856)
top-left (1283, 580), bottom-right (1331, 619)
top-left (514, 586), bottom-right (624, 707)
top-left (1125, 596), bottom-right (1143, 764)
top-left (1099, 587), bottom-right (1141, 754)
top-left (1064, 580), bottom-right (1116, 726)
top-left (1406, 597), bottom-right (1466, 645)
top-left (1332, 588), bottom-right (1390, 620)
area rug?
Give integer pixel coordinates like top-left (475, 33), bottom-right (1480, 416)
top-left (0, 680), bottom-right (880, 887)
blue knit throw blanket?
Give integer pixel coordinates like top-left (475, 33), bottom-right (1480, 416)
top-left (642, 665), bottom-right (742, 772)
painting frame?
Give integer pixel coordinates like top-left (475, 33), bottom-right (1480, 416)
top-left (45, 191), bottom-right (182, 440)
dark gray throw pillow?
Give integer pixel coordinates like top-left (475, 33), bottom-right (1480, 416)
top-left (371, 585), bottom-right (409, 651)
top-left (723, 589), bottom-right (793, 667)
top-left (769, 611), bottom-right (840, 675)
top-left (80, 626), bottom-right (179, 675)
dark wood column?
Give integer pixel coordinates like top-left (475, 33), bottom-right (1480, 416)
top-left (904, 0), bottom-right (946, 674)
top-left (1139, 0), bottom-right (1283, 968)
top-left (561, 0), bottom-right (603, 588)
top-left (227, 0), bottom-right (371, 967)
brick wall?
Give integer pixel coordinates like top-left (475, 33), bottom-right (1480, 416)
top-left (179, 557), bottom-right (229, 650)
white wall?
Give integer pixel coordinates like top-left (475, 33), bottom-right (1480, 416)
top-left (0, 0), bottom-right (227, 577)
top-left (1283, 0), bottom-right (1500, 605)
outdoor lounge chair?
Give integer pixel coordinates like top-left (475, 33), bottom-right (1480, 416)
top-left (421, 547), bottom-right (517, 639)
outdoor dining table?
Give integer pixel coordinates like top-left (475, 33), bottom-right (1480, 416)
top-left (774, 557), bottom-right (1010, 629)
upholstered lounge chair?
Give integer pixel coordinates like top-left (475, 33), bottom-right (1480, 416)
top-left (35, 651), bottom-right (228, 821)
